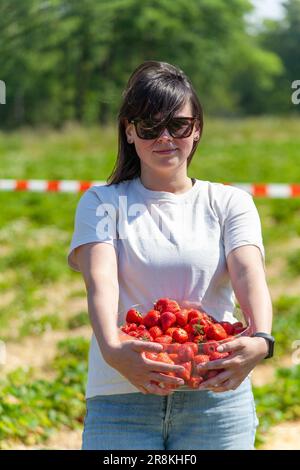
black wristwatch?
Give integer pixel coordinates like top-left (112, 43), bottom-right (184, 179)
top-left (252, 332), bottom-right (275, 359)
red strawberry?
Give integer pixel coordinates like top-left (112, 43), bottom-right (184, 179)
top-left (165, 327), bottom-right (177, 338)
top-left (175, 361), bottom-right (192, 382)
top-left (156, 352), bottom-right (174, 365)
top-left (193, 334), bottom-right (205, 344)
top-left (188, 332), bottom-right (197, 342)
top-left (178, 344), bottom-right (195, 362)
top-left (209, 351), bottom-right (229, 361)
top-left (126, 308), bottom-right (143, 325)
top-left (144, 352), bottom-right (159, 361)
top-left (143, 309), bottom-right (161, 328)
top-left (184, 324), bottom-right (195, 335)
top-left (233, 321), bottom-right (243, 329)
top-left (187, 309), bottom-right (208, 322)
top-left (154, 298), bottom-right (180, 314)
top-left (220, 321), bottom-right (234, 336)
top-left (137, 324), bottom-right (147, 332)
top-left (137, 331), bottom-right (153, 341)
top-left (165, 343), bottom-right (180, 354)
top-left (187, 376), bottom-right (204, 389)
top-left (206, 323), bottom-right (228, 341)
top-left (202, 340), bottom-right (219, 355)
top-left (172, 328), bottom-right (189, 344)
top-left (175, 309), bottom-right (189, 327)
top-left (168, 353), bottom-right (180, 363)
top-left (149, 326), bottom-right (163, 339)
top-left (127, 323), bottom-right (138, 332)
top-left (128, 331), bottom-right (139, 337)
top-left (160, 311), bottom-right (176, 331)
top-left (155, 335), bottom-right (173, 344)
top-left (193, 354), bottom-right (210, 365)
top-left (233, 325), bottom-right (247, 335)
top-left (185, 342), bottom-right (198, 354)
top-left (189, 318), bottom-right (211, 335)
top-left (121, 323), bottom-right (131, 334)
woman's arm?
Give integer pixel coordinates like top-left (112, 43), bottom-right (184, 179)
top-left (197, 245), bottom-right (273, 392)
top-left (75, 242), bottom-right (185, 395)
top-left (227, 245), bottom-right (273, 335)
top-left (75, 242), bottom-right (121, 353)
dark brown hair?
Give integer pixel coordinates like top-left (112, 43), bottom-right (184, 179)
top-left (107, 61), bottom-right (204, 185)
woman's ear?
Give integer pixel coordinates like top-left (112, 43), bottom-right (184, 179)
top-left (194, 121), bottom-right (201, 141)
top-left (124, 119), bottom-right (134, 144)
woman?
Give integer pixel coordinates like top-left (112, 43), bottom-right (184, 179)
top-left (67, 61), bottom-right (273, 450)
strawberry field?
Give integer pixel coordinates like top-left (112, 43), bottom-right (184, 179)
top-left (0, 117), bottom-right (300, 449)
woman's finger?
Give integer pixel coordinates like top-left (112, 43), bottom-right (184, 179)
top-left (198, 370), bottom-right (232, 390)
top-left (137, 385), bottom-right (149, 395)
top-left (216, 338), bottom-right (245, 354)
top-left (149, 372), bottom-right (185, 387)
top-left (147, 381), bottom-right (174, 396)
top-left (131, 340), bottom-right (163, 353)
top-left (210, 378), bottom-right (239, 393)
top-left (197, 357), bottom-right (235, 371)
top-left (145, 359), bottom-right (185, 375)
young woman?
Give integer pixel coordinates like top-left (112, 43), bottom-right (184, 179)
top-left (67, 61), bottom-right (273, 450)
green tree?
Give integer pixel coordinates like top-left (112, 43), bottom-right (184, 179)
top-left (0, 0), bottom-right (291, 128)
top-left (258, 0), bottom-right (300, 113)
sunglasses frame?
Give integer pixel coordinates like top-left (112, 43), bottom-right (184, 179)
top-left (130, 116), bottom-right (199, 140)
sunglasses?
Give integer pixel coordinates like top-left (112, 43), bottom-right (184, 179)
top-left (130, 116), bottom-right (199, 140)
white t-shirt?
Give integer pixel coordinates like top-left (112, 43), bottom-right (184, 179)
top-left (67, 176), bottom-right (265, 398)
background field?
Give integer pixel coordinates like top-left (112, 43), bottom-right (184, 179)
top-left (0, 117), bottom-right (300, 449)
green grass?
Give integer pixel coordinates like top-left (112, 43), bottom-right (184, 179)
top-left (271, 296), bottom-right (300, 357)
top-left (0, 117), bottom-right (300, 182)
top-left (0, 117), bottom-right (300, 448)
top-left (0, 337), bottom-right (89, 448)
top-left (254, 365), bottom-right (300, 447)
top-left (0, 123), bottom-right (117, 180)
top-left (67, 312), bottom-right (90, 329)
top-left (19, 314), bottom-right (66, 337)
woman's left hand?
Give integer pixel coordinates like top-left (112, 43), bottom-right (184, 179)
top-left (196, 336), bottom-right (269, 393)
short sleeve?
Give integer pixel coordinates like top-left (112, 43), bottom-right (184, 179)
top-left (223, 189), bottom-right (265, 263)
top-left (67, 187), bottom-right (118, 272)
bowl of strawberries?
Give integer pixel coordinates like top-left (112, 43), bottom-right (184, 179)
top-left (119, 298), bottom-right (251, 390)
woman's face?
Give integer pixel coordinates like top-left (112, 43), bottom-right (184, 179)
top-left (125, 100), bottom-right (200, 175)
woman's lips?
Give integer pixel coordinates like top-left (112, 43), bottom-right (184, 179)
top-left (154, 149), bottom-right (177, 154)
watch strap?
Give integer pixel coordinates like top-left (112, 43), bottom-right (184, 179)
top-left (252, 332), bottom-right (275, 359)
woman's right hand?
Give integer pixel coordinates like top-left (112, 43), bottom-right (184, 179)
top-left (103, 340), bottom-right (186, 396)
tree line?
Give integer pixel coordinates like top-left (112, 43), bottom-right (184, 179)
top-left (0, 0), bottom-right (299, 129)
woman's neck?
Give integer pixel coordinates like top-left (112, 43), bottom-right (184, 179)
top-left (139, 174), bottom-right (194, 194)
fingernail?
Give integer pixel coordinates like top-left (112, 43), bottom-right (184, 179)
top-left (217, 346), bottom-right (224, 352)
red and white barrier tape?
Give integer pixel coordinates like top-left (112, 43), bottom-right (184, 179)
top-left (0, 179), bottom-right (300, 198)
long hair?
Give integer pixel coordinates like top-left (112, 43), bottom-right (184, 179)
top-left (107, 61), bottom-right (204, 185)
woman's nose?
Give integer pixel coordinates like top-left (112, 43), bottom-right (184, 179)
top-left (157, 127), bottom-right (173, 140)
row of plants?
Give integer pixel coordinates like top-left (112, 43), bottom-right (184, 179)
top-left (1, 333), bottom-right (300, 449)
top-left (0, 337), bottom-right (89, 448)
top-left (254, 364), bottom-right (300, 447)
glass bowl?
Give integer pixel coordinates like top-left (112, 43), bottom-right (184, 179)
top-left (119, 300), bottom-right (252, 391)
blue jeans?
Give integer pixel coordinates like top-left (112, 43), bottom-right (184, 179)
top-left (82, 377), bottom-right (259, 450)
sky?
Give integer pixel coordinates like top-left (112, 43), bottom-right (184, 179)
top-left (250, 0), bottom-right (285, 21)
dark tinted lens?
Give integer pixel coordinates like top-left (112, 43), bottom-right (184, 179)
top-left (168, 118), bottom-right (193, 137)
top-left (136, 120), bottom-right (163, 139)
top-left (134, 117), bottom-right (195, 139)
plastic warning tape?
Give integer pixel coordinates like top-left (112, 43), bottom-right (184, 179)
top-left (0, 179), bottom-right (300, 198)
